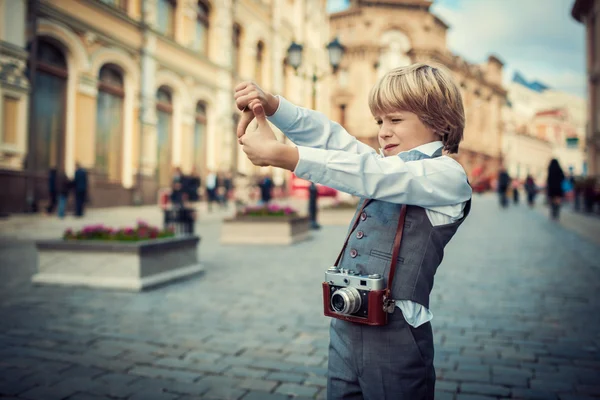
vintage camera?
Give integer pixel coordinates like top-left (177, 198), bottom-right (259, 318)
top-left (322, 266), bottom-right (389, 326)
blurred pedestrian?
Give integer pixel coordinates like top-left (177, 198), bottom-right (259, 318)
top-left (258, 174), bottom-right (274, 205)
top-left (497, 166), bottom-right (510, 208)
top-left (511, 179), bottom-right (520, 205)
top-left (56, 170), bottom-right (72, 219)
top-left (524, 174), bottom-right (537, 207)
top-left (222, 171), bottom-right (234, 208)
top-left (547, 158), bottom-right (565, 220)
top-left (187, 166), bottom-right (201, 202)
top-left (46, 167), bottom-right (57, 214)
top-left (73, 162), bottom-right (88, 217)
top-left (205, 169), bottom-right (219, 212)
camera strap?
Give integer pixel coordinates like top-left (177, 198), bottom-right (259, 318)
top-left (333, 199), bottom-right (408, 303)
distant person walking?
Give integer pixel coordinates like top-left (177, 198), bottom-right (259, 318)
top-left (524, 174), bottom-right (537, 207)
top-left (511, 179), bottom-right (520, 205)
top-left (497, 166), bottom-right (510, 208)
top-left (547, 158), bottom-right (565, 220)
top-left (73, 162), bottom-right (88, 217)
top-left (56, 170), bottom-right (71, 219)
top-left (205, 170), bottom-right (219, 212)
top-left (46, 168), bottom-right (57, 214)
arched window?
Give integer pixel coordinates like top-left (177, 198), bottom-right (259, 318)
top-left (156, 86), bottom-right (173, 186)
top-left (157, 0), bottom-right (176, 38)
top-left (33, 39), bottom-right (68, 171)
top-left (255, 41), bottom-right (264, 85)
top-left (194, 1), bottom-right (210, 54)
top-left (95, 64), bottom-right (124, 181)
top-left (232, 23), bottom-right (242, 76)
top-left (193, 101), bottom-right (207, 172)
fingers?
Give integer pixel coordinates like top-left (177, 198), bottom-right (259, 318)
top-left (236, 99), bottom-right (262, 138)
top-left (251, 102), bottom-right (267, 124)
top-left (235, 91), bottom-right (262, 111)
top-left (237, 111), bottom-right (254, 138)
top-left (234, 81), bottom-right (253, 92)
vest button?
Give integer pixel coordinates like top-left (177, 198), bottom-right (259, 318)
top-left (349, 249), bottom-right (358, 258)
top-left (356, 230), bottom-right (364, 239)
top-left (360, 212), bottom-right (367, 221)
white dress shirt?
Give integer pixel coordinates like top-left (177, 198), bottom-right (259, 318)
top-left (268, 96), bottom-right (472, 327)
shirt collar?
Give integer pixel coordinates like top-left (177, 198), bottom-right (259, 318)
top-left (400, 141), bottom-right (443, 157)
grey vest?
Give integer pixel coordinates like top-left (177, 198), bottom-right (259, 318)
top-left (338, 148), bottom-right (471, 309)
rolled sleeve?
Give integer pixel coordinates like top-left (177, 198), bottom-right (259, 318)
top-left (293, 146), bottom-right (327, 182)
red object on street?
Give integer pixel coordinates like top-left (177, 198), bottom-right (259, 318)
top-left (158, 188), bottom-right (170, 210)
top-left (288, 173), bottom-right (337, 198)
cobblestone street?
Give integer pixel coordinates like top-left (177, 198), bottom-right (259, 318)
top-left (0, 195), bottom-right (599, 400)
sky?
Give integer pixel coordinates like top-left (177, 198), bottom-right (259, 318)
top-left (326, 0), bottom-right (586, 98)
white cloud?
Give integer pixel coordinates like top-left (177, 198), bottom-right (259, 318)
top-left (431, 0), bottom-right (586, 97)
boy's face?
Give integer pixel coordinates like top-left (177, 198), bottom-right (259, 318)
top-left (375, 110), bottom-right (439, 156)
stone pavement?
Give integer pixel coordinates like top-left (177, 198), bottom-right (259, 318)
top-left (0, 195), bottom-right (599, 400)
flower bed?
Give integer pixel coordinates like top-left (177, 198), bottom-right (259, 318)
top-left (33, 220), bottom-right (202, 291)
top-left (222, 204), bottom-right (310, 245)
top-left (63, 220), bottom-right (175, 242)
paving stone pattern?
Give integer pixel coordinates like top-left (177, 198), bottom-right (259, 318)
top-left (0, 195), bottom-right (599, 399)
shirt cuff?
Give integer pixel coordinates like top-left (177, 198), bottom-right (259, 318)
top-left (267, 96), bottom-right (296, 131)
top-left (293, 146), bottom-right (327, 183)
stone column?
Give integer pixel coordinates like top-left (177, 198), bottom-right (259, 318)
top-left (138, 0), bottom-right (158, 177)
top-left (73, 73), bottom-right (98, 173)
top-left (210, 0), bottom-right (233, 171)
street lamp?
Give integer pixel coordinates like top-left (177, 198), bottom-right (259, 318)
top-left (286, 37), bottom-right (345, 229)
top-left (286, 37), bottom-right (345, 109)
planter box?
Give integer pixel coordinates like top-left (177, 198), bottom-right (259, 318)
top-left (221, 216), bottom-right (310, 245)
top-left (33, 236), bottom-right (203, 291)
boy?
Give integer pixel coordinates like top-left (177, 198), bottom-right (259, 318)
top-left (234, 63), bottom-right (472, 399)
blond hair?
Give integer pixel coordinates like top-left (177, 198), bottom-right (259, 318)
top-left (368, 63), bottom-right (464, 154)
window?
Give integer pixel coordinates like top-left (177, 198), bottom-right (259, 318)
top-left (232, 23), bottom-right (241, 76)
top-left (193, 102), bottom-right (207, 171)
top-left (255, 41), bottom-right (264, 85)
top-left (156, 86), bottom-right (173, 186)
top-left (194, 1), bottom-right (209, 54)
top-left (95, 64), bottom-right (124, 181)
top-left (33, 39), bottom-right (67, 171)
top-left (157, 0), bottom-right (176, 38)
top-left (2, 96), bottom-right (19, 145)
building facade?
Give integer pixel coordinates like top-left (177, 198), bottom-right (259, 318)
top-left (327, 0), bottom-right (507, 180)
top-left (0, 0), bottom-right (331, 213)
top-left (572, 0), bottom-right (600, 177)
top-left (504, 74), bottom-right (587, 183)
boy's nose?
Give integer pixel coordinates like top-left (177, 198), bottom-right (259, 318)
top-left (379, 125), bottom-right (393, 139)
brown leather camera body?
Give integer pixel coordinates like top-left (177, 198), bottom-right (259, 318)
top-left (322, 199), bottom-right (407, 326)
top-left (322, 283), bottom-right (388, 325)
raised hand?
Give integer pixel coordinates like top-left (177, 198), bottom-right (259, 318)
top-left (239, 102), bottom-right (279, 167)
top-left (234, 81), bottom-right (279, 140)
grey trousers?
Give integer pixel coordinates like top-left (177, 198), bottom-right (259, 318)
top-left (327, 310), bottom-right (435, 400)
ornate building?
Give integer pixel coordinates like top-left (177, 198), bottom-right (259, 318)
top-left (327, 0), bottom-right (506, 180)
top-left (503, 73), bottom-right (587, 184)
top-left (572, 0), bottom-right (600, 177)
top-left (0, 0), bottom-right (331, 213)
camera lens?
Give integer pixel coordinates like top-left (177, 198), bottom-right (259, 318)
top-left (331, 287), bottom-right (362, 315)
top-left (332, 294), bottom-right (346, 311)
